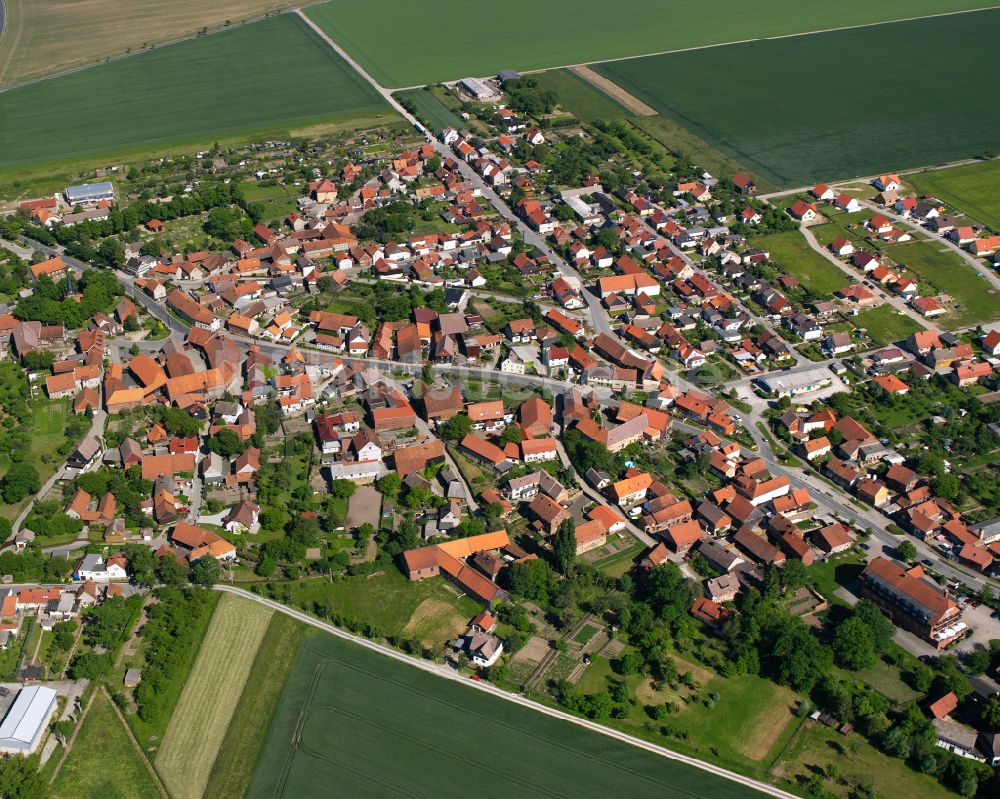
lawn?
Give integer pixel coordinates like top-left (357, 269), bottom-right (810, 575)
top-left (891, 240), bottom-right (1000, 327)
top-left (0, 14), bottom-right (391, 171)
top-left (776, 721), bottom-right (956, 799)
top-left (751, 231), bottom-right (849, 296)
top-left (908, 159), bottom-right (1000, 231)
top-left (851, 306), bottom-right (923, 348)
top-left (282, 566), bottom-right (481, 640)
top-left (575, 651), bottom-right (800, 775)
top-left (594, 9), bottom-right (1000, 186)
top-left (305, 0), bottom-right (987, 88)
top-left (0, 0), bottom-right (303, 88)
top-left (396, 88), bottom-right (465, 134)
top-left (155, 593), bottom-right (273, 799)
top-left (530, 69), bottom-right (633, 123)
top-left (204, 612), bottom-right (305, 799)
top-left (51, 691), bottom-right (162, 799)
top-left (248, 630), bottom-right (773, 799)
top-left (0, 397), bottom-right (73, 522)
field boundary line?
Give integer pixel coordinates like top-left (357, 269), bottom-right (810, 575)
top-left (218, 585), bottom-right (800, 799)
top-left (47, 684), bottom-right (97, 790)
top-left (103, 687), bottom-right (171, 799)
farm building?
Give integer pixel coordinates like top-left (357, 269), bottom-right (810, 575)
top-left (0, 685), bottom-right (58, 754)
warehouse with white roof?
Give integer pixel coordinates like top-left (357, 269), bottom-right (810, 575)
top-left (0, 685), bottom-right (57, 754)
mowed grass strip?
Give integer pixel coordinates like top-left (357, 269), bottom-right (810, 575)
top-left (907, 160), bottom-right (1000, 230)
top-left (155, 594), bottom-right (273, 799)
top-left (51, 692), bottom-right (163, 799)
top-left (0, 14), bottom-right (389, 170)
top-left (203, 613), bottom-right (304, 799)
top-left (249, 631), bottom-right (770, 799)
top-left (305, 0), bottom-right (987, 88)
top-left (594, 10), bottom-right (1000, 186)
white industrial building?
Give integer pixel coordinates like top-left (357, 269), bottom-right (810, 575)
top-left (0, 685), bottom-right (58, 754)
top-left (64, 181), bottom-right (115, 205)
top-left (756, 368), bottom-right (833, 398)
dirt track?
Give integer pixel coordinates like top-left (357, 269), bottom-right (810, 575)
top-left (570, 65), bottom-right (657, 116)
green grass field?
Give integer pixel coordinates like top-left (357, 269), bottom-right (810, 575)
top-left (751, 231), bottom-right (849, 296)
top-left (305, 0), bottom-right (988, 88)
top-left (594, 10), bottom-right (1000, 186)
top-left (248, 630), bottom-right (772, 799)
top-left (908, 160), bottom-right (1000, 230)
top-left (52, 692), bottom-right (162, 799)
top-left (204, 612), bottom-right (305, 799)
top-left (892, 240), bottom-right (1000, 327)
top-left (282, 566), bottom-right (481, 642)
top-left (851, 306), bottom-right (924, 348)
top-left (155, 594), bottom-right (273, 799)
top-left (530, 70), bottom-right (633, 123)
top-left (396, 88), bottom-right (465, 134)
top-left (0, 14), bottom-right (390, 170)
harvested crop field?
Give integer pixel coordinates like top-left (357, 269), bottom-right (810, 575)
top-left (305, 0), bottom-right (989, 88)
top-left (248, 631), bottom-right (771, 798)
top-left (593, 10), bottom-right (1000, 186)
top-left (0, 14), bottom-right (390, 170)
top-left (0, 0), bottom-right (301, 88)
top-left (204, 613), bottom-right (305, 799)
top-left (155, 594), bottom-right (273, 799)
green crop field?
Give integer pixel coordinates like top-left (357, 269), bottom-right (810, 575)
top-left (52, 692), bottom-right (162, 799)
top-left (530, 70), bottom-right (633, 123)
top-left (751, 231), bottom-right (849, 296)
top-left (155, 594), bottom-right (273, 799)
top-left (0, 14), bottom-right (390, 171)
top-left (908, 160), bottom-right (1000, 230)
top-left (305, 0), bottom-right (989, 88)
top-left (248, 630), bottom-right (771, 799)
top-left (594, 10), bottom-right (1000, 186)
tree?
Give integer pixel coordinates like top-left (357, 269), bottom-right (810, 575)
top-left (833, 616), bottom-right (877, 671)
top-left (378, 472), bottom-right (401, 499)
top-left (1, 462), bottom-right (39, 503)
top-left (330, 479), bottom-right (357, 500)
top-left (203, 206), bottom-right (246, 240)
top-left (123, 544), bottom-right (156, 588)
top-left (442, 413), bottom-right (473, 442)
top-left (552, 518), bottom-right (576, 574)
top-left (189, 556), bottom-right (221, 586)
top-left (850, 599), bottom-right (895, 653)
top-left (0, 755), bottom-right (46, 799)
top-left (895, 539), bottom-right (917, 562)
top-left (206, 428), bottom-right (244, 457)
top-left (931, 473), bottom-right (959, 501)
top-left (981, 694), bottom-right (1000, 729)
